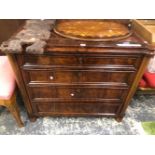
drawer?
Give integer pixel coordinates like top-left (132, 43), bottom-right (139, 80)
top-left (19, 54), bottom-right (141, 68)
top-left (35, 102), bottom-right (55, 113)
top-left (27, 85), bottom-right (127, 102)
top-left (33, 101), bottom-right (120, 115)
top-left (54, 102), bottom-right (120, 114)
top-left (24, 69), bottom-right (135, 85)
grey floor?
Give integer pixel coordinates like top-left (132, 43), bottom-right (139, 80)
top-left (0, 94), bottom-right (155, 135)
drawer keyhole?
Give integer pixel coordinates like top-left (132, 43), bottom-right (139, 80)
top-left (79, 57), bottom-right (83, 64)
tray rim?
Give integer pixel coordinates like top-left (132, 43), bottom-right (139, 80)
top-left (53, 20), bottom-right (133, 42)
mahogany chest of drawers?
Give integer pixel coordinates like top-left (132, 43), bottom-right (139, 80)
top-left (5, 20), bottom-right (155, 122)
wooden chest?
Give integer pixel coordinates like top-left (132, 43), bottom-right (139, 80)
top-left (6, 20), bottom-right (155, 122)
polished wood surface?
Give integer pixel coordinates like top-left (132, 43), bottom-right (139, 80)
top-left (22, 69), bottom-right (135, 84)
top-left (133, 20), bottom-right (155, 44)
top-left (35, 101), bottom-right (119, 116)
top-left (18, 54), bottom-right (141, 66)
top-left (54, 20), bottom-right (132, 41)
top-left (5, 20), bottom-right (155, 122)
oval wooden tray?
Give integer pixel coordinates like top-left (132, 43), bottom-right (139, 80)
top-left (53, 20), bottom-right (132, 41)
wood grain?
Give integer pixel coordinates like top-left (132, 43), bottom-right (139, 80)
top-left (3, 20), bottom-right (155, 122)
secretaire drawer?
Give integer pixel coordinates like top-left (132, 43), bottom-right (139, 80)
top-left (27, 85), bottom-right (128, 102)
top-left (24, 69), bottom-right (135, 85)
top-left (17, 54), bottom-right (142, 69)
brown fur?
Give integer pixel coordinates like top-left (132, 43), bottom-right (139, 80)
top-left (0, 19), bottom-right (55, 54)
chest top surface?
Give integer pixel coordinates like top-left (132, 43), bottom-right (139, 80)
top-left (0, 19), bottom-right (154, 56)
top-left (45, 31), bottom-right (154, 56)
top-left (45, 20), bottom-right (153, 55)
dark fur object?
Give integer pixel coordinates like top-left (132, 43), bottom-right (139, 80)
top-left (0, 19), bottom-right (55, 54)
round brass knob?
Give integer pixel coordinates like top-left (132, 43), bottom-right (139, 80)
top-left (49, 76), bottom-right (54, 80)
top-left (70, 93), bottom-right (75, 97)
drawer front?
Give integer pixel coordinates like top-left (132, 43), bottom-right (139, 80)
top-left (27, 86), bottom-right (127, 102)
top-left (24, 70), bottom-right (135, 85)
top-left (20, 54), bottom-right (141, 68)
top-left (34, 101), bottom-right (120, 115)
top-left (35, 102), bottom-right (55, 113)
top-left (54, 102), bottom-right (119, 114)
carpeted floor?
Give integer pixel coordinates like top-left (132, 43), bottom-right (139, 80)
top-left (0, 94), bottom-right (155, 135)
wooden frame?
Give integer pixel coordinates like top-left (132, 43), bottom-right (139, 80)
top-left (8, 54), bottom-right (36, 122)
top-left (132, 19), bottom-right (155, 44)
top-left (0, 91), bottom-right (24, 127)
